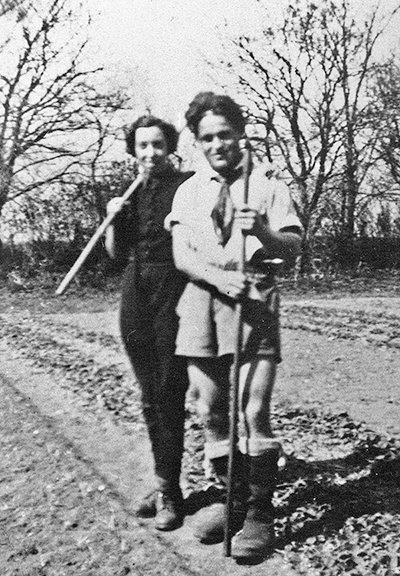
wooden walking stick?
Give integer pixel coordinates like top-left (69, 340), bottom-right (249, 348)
top-left (224, 141), bottom-right (252, 557)
top-left (55, 173), bottom-right (145, 296)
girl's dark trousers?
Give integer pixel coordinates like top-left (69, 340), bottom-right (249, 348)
top-left (120, 259), bottom-right (188, 493)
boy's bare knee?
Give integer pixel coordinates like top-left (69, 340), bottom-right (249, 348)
top-left (197, 398), bottom-right (228, 432)
top-left (197, 402), bottom-right (222, 426)
top-left (196, 397), bottom-right (213, 422)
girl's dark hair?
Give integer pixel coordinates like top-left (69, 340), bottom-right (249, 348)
top-left (125, 115), bottom-right (179, 156)
top-left (185, 92), bottom-right (246, 137)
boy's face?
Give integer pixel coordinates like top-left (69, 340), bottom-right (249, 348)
top-left (197, 113), bottom-right (242, 175)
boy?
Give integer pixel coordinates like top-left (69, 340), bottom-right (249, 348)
top-left (167, 92), bottom-right (302, 560)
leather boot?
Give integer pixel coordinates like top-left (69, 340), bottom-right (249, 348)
top-left (231, 449), bottom-right (279, 561)
top-left (193, 453), bottom-right (248, 544)
top-left (136, 485), bottom-right (184, 531)
top-left (154, 488), bottom-right (184, 531)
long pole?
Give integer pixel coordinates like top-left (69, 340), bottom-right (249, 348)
top-left (55, 173), bottom-right (145, 296)
top-left (224, 142), bottom-right (251, 556)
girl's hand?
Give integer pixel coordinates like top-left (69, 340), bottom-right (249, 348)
top-left (106, 197), bottom-right (125, 216)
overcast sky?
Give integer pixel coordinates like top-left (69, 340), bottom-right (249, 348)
top-left (86, 0), bottom-right (267, 122)
top-left (87, 0), bottom-right (400, 124)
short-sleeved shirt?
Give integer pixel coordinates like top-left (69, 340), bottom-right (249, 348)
top-left (166, 160), bottom-right (302, 269)
top-left (166, 159), bottom-right (302, 360)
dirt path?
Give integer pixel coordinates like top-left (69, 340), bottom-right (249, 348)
top-left (1, 291), bottom-right (400, 575)
top-left (0, 369), bottom-right (193, 576)
top-left (279, 296), bottom-right (400, 437)
top-left (4, 352), bottom-right (280, 576)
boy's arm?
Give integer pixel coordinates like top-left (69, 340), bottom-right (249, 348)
top-left (236, 206), bottom-right (302, 264)
top-left (172, 224), bottom-right (247, 299)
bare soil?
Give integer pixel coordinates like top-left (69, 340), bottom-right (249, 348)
top-left (1, 282), bottom-right (400, 575)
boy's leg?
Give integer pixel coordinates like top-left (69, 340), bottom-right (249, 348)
top-left (189, 356), bottom-right (248, 543)
top-left (188, 355), bottom-right (277, 459)
top-left (233, 356), bottom-right (280, 560)
top-left (239, 357), bottom-right (276, 442)
top-left (189, 356), bottom-right (229, 543)
top-left (188, 356), bottom-right (230, 455)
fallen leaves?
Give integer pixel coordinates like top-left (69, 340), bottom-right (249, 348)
top-left (1, 297), bottom-right (400, 575)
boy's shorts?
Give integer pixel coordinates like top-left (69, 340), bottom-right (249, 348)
top-left (175, 275), bottom-right (281, 364)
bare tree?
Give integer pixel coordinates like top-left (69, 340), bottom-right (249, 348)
top-left (210, 0), bottom-right (400, 266)
top-left (368, 58), bottom-right (400, 192)
top-left (329, 1), bottom-right (400, 258)
top-left (0, 0), bottom-right (127, 217)
top-left (0, 0), bottom-right (28, 19)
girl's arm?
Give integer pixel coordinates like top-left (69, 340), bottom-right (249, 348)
top-left (104, 198), bottom-right (128, 260)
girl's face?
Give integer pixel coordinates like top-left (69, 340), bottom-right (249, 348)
top-left (134, 126), bottom-right (169, 175)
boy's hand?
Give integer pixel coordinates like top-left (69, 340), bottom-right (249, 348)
top-left (213, 270), bottom-right (247, 299)
top-left (235, 204), bottom-right (268, 237)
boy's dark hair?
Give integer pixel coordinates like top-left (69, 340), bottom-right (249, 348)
top-left (125, 115), bottom-right (179, 156)
top-left (185, 92), bottom-right (246, 137)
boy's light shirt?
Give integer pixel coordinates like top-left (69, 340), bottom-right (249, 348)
top-left (165, 160), bottom-right (301, 269)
